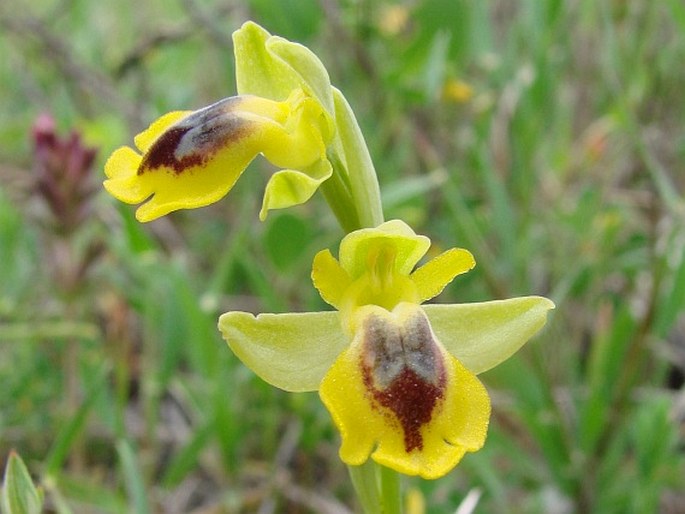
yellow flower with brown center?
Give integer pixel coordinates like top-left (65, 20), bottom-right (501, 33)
top-left (104, 89), bottom-right (332, 222)
top-left (219, 220), bottom-right (554, 478)
top-left (103, 21), bottom-right (384, 230)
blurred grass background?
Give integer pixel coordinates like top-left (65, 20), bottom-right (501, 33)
top-left (1, 0), bottom-right (684, 512)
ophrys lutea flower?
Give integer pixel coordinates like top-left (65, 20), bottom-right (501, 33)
top-left (219, 220), bottom-right (554, 479)
top-left (103, 21), bottom-right (384, 231)
top-left (104, 89), bottom-right (332, 222)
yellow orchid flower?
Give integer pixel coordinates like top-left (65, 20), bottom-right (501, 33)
top-left (103, 89), bottom-right (332, 222)
top-left (103, 21), bottom-right (383, 230)
top-left (219, 220), bottom-right (554, 479)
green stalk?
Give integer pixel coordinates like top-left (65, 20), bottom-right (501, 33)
top-left (332, 88), bottom-right (384, 229)
top-left (320, 151), bottom-right (362, 233)
top-left (348, 462), bottom-right (381, 514)
top-left (380, 464), bottom-right (402, 514)
top-left (348, 462), bottom-right (403, 514)
top-left (326, 85), bottom-right (399, 513)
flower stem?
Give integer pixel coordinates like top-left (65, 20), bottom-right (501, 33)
top-left (380, 464), bottom-right (402, 514)
top-left (348, 462), bottom-right (403, 514)
top-left (330, 83), bottom-right (398, 513)
top-left (320, 150), bottom-right (362, 233)
top-left (331, 88), bottom-right (384, 229)
top-left (348, 462), bottom-right (381, 514)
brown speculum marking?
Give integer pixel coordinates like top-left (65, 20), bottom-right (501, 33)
top-left (139, 96), bottom-right (252, 175)
top-left (360, 309), bottom-right (446, 453)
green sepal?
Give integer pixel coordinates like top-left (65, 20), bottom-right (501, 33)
top-left (424, 296), bottom-right (555, 374)
top-left (233, 21), bottom-right (334, 115)
top-left (218, 310), bottom-right (348, 392)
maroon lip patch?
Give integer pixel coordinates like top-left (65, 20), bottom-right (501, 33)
top-left (139, 97), bottom-right (252, 175)
top-left (361, 310), bottom-right (446, 453)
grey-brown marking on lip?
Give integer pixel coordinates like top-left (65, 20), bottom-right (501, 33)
top-left (363, 311), bottom-right (442, 390)
top-left (360, 310), bottom-right (446, 452)
top-left (138, 96), bottom-right (254, 175)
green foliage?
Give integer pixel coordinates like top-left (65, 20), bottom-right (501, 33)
top-left (2, 452), bottom-right (44, 514)
top-left (1, 0), bottom-right (684, 512)
top-left (264, 213), bottom-right (313, 272)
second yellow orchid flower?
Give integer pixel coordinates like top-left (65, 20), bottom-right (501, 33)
top-left (219, 220), bottom-right (554, 479)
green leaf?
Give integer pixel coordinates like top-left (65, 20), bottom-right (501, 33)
top-left (654, 228), bottom-right (685, 337)
top-left (422, 30), bottom-right (451, 101)
top-left (117, 440), bottom-right (151, 514)
top-left (44, 366), bottom-right (108, 475)
top-left (45, 474), bottom-right (125, 514)
top-left (2, 452), bottom-right (44, 514)
top-left (579, 305), bottom-right (636, 453)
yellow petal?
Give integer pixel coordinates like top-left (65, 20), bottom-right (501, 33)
top-left (320, 304), bottom-right (490, 479)
top-left (411, 248), bottom-right (476, 302)
top-left (311, 249), bottom-right (352, 309)
top-left (259, 93), bottom-right (331, 168)
top-left (233, 21), bottom-right (303, 102)
top-left (259, 159), bottom-right (332, 221)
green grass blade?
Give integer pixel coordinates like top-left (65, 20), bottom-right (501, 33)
top-left (116, 439), bottom-right (151, 514)
top-left (43, 365), bottom-right (109, 475)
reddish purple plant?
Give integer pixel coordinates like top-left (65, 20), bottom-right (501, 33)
top-left (32, 113), bottom-right (98, 234)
